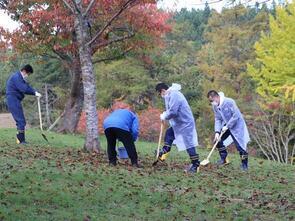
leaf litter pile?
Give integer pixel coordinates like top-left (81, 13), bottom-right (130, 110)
top-left (0, 144), bottom-right (294, 220)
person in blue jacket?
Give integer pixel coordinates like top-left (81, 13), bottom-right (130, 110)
top-left (207, 90), bottom-right (250, 171)
top-left (6, 64), bottom-right (42, 144)
top-left (103, 108), bottom-right (140, 167)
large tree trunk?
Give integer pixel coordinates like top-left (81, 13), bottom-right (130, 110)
top-left (75, 13), bottom-right (100, 152)
top-left (58, 62), bottom-right (84, 133)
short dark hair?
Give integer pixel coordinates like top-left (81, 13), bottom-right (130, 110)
top-left (21, 64), bottom-right (33, 74)
top-left (155, 83), bottom-right (169, 93)
top-left (207, 90), bottom-right (219, 98)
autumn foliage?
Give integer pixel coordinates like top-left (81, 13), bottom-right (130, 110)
top-left (77, 102), bottom-right (162, 142)
top-left (138, 107), bottom-right (162, 142)
top-left (1, 1), bottom-right (171, 59)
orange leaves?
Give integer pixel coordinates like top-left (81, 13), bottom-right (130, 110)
top-left (0, 27), bottom-right (9, 52)
top-left (76, 102), bottom-right (162, 142)
top-left (111, 101), bottom-right (132, 110)
top-left (76, 108), bottom-right (110, 134)
top-left (127, 4), bottom-right (171, 39)
top-left (138, 106), bottom-right (162, 142)
top-left (2, 0), bottom-right (75, 55)
top-left (1, 0), bottom-right (170, 58)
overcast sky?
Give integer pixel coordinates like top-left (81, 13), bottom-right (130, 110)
top-left (158, 0), bottom-right (226, 11)
top-left (0, 10), bottom-right (19, 31)
top-left (0, 0), bottom-right (230, 31)
top-left (0, 0), bottom-right (286, 31)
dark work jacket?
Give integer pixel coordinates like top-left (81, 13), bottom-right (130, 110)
top-left (6, 71), bottom-right (36, 101)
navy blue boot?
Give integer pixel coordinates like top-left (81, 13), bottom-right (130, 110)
top-left (185, 153), bottom-right (200, 173)
top-left (16, 131), bottom-right (27, 145)
top-left (240, 154), bottom-right (248, 171)
top-left (216, 146), bottom-right (229, 166)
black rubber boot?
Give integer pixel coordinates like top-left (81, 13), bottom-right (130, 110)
top-left (109, 161), bottom-right (117, 167)
top-left (16, 131), bottom-right (27, 144)
top-left (216, 145), bottom-right (229, 166)
top-left (240, 154), bottom-right (248, 171)
top-left (185, 154), bottom-right (200, 173)
top-left (132, 163), bottom-right (144, 169)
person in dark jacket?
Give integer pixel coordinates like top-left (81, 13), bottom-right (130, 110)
top-left (6, 64), bottom-right (41, 144)
top-left (103, 108), bottom-right (140, 167)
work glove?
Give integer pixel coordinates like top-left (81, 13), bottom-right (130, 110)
top-left (221, 126), bottom-right (228, 133)
top-left (213, 133), bottom-right (220, 143)
top-left (160, 111), bottom-right (167, 121)
top-left (35, 91), bottom-right (42, 97)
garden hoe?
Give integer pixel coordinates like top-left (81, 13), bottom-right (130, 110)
top-left (37, 96), bottom-right (49, 142)
top-left (200, 130), bottom-right (226, 166)
top-left (152, 122), bottom-right (164, 166)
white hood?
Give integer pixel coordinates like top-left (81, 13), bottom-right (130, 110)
top-left (218, 92), bottom-right (225, 107)
top-left (167, 83), bottom-right (182, 92)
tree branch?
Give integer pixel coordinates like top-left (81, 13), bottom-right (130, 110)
top-left (0, 0), bottom-right (8, 10)
top-left (291, 143), bottom-right (295, 165)
top-left (42, 53), bottom-right (61, 60)
top-left (52, 48), bottom-right (72, 63)
top-left (70, 0), bottom-right (81, 14)
top-left (265, 113), bottom-right (281, 162)
top-left (96, 33), bottom-right (135, 48)
top-left (92, 47), bottom-right (132, 64)
top-left (87, 0), bottom-right (136, 46)
top-left (62, 0), bottom-right (75, 14)
top-left (250, 127), bottom-right (270, 161)
top-left (83, 0), bottom-right (96, 17)
top-left (275, 113), bottom-right (284, 163)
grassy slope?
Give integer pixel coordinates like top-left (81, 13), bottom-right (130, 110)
top-left (0, 128), bottom-right (294, 221)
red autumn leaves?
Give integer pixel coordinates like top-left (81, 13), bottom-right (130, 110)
top-left (77, 101), bottom-right (162, 142)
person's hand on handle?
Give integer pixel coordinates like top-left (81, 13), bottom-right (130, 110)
top-left (214, 126), bottom-right (227, 143)
top-left (213, 133), bottom-right (220, 143)
top-left (221, 126), bottom-right (228, 133)
top-left (35, 91), bottom-right (42, 97)
top-left (160, 111), bottom-right (167, 121)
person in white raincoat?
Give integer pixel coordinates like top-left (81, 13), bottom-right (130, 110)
top-left (155, 83), bottom-right (200, 173)
top-left (207, 90), bottom-right (250, 171)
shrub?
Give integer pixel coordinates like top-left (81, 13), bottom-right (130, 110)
top-left (76, 103), bottom-right (162, 142)
top-left (76, 108), bottom-right (110, 134)
top-left (138, 107), bottom-right (162, 142)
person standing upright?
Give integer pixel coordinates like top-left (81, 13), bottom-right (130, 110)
top-left (207, 90), bottom-right (250, 171)
top-left (6, 64), bottom-right (41, 144)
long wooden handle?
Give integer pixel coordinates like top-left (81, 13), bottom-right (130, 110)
top-left (37, 97), bottom-right (43, 131)
top-left (156, 122), bottom-right (164, 159)
top-left (206, 130), bottom-right (226, 160)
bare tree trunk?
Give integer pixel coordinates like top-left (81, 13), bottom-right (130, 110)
top-left (58, 65), bottom-right (84, 133)
top-left (75, 12), bottom-right (100, 152)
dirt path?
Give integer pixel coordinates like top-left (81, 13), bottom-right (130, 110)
top-left (0, 113), bottom-right (16, 128)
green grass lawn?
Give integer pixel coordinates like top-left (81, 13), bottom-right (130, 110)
top-left (0, 128), bottom-right (294, 221)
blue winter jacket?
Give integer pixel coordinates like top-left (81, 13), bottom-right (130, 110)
top-left (6, 71), bottom-right (36, 101)
top-left (103, 109), bottom-right (139, 141)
